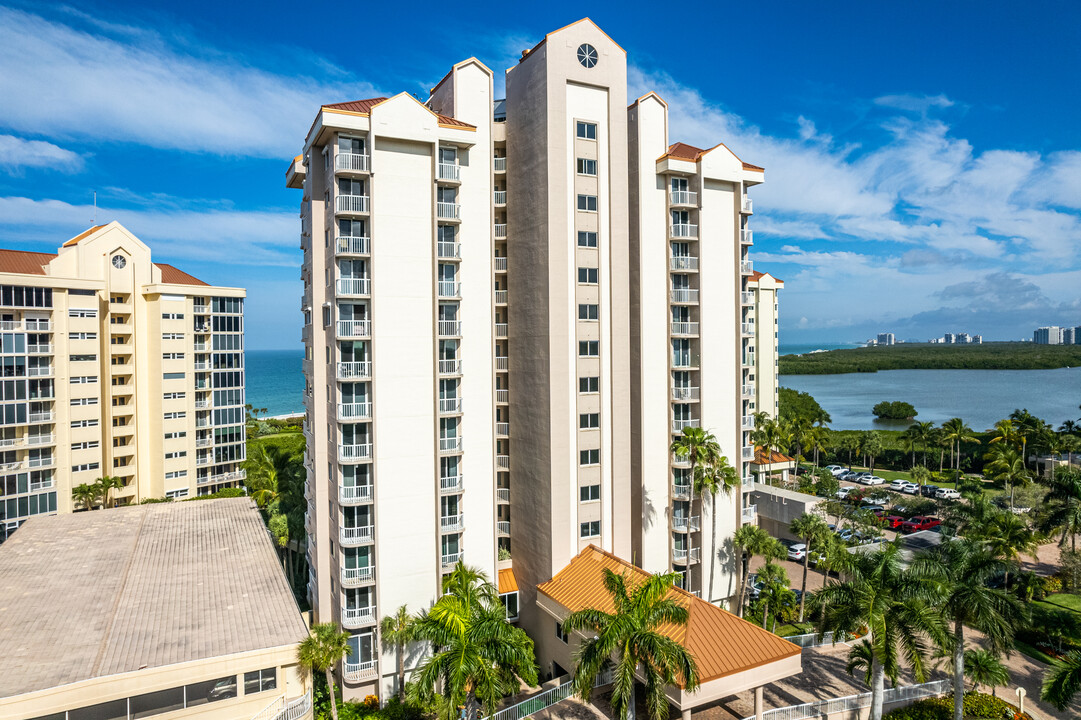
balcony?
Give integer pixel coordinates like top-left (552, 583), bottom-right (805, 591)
top-left (670, 289), bottom-right (699, 304)
top-left (342, 606), bottom-right (376, 628)
top-left (494, 290), bottom-right (508, 305)
top-left (672, 418), bottom-right (700, 433)
top-left (337, 236), bottom-right (370, 255)
top-left (337, 361), bottom-right (372, 380)
top-left (741, 229), bottom-right (754, 245)
top-left (741, 291), bottom-right (754, 306)
top-left (495, 356), bottom-right (508, 371)
top-left (669, 256), bottom-right (699, 271)
top-left (496, 422), bottom-right (509, 437)
top-left (671, 322), bottom-right (698, 336)
top-left (742, 446), bottom-right (755, 461)
top-left (340, 484), bottom-right (373, 504)
top-left (336, 194), bottom-right (370, 215)
top-left (438, 397), bottom-right (462, 414)
top-left (196, 456), bottom-right (210, 467)
top-left (671, 386), bottom-right (700, 401)
top-left (0, 438), bottom-right (19, 448)
top-left (741, 323), bottom-right (755, 336)
top-left (27, 366), bottom-right (53, 378)
top-left (742, 474), bottom-right (756, 488)
top-left (337, 278), bottom-right (371, 297)
top-left (496, 389), bottom-right (508, 403)
top-left (196, 437), bottom-right (212, 448)
top-left (441, 551), bottom-right (463, 569)
top-left (497, 521), bottom-right (510, 536)
top-left (344, 661), bottom-right (378, 684)
top-left (440, 514), bottom-right (465, 532)
top-left (340, 525), bottom-right (375, 546)
top-left (741, 260), bottom-right (754, 275)
top-left (27, 344), bottom-right (52, 355)
top-left (29, 411), bottom-right (54, 423)
top-left (494, 224), bottom-right (508, 239)
top-left (0, 320), bottom-right (52, 332)
top-left (494, 256), bottom-right (507, 272)
top-left (742, 197), bottom-right (753, 214)
top-left (341, 565), bottom-right (375, 588)
top-left (438, 359), bottom-right (462, 376)
top-left (673, 547), bottom-right (701, 565)
top-left (672, 483), bottom-right (692, 501)
top-left (437, 241), bottom-right (461, 259)
top-left (195, 399), bottom-right (211, 410)
top-left (440, 475), bottom-right (463, 494)
top-left (338, 402), bottom-right (373, 421)
top-left (672, 516), bottom-right (700, 533)
top-left (437, 320), bottom-right (461, 337)
top-left (193, 361), bottom-right (210, 371)
top-left (27, 435), bottom-right (55, 447)
top-left (672, 454), bottom-right (692, 468)
top-left (437, 202), bottom-right (460, 220)
top-left (741, 504), bottom-right (757, 523)
top-left (493, 157), bottom-right (506, 173)
top-left (192, 304), bottom-right (208, 314)
top-left (742, 353), bottom-right (756, 368)
top-left (494, 190), bottom-right (507, 205)
top-left (495, 323), bottom-right (508, 338)
top-left (437, 281), bottom-right (461, 299)
top-left (437, 163), bottom-right (461, 182)
top-left (339, 444), bottom-right (373, 462)
top-left (741, 384), bottom-right (755, 398)
top-left (439, 436), bottom-right (462, 453)
top-left (337, 320), bottom-right (371, 338)
top-left (28, 456), bottom-right (55, 469)
top-left (336, 152), bottom-right (370, 173)
top-left (496, 454), bottom-right (510, 470)
top-left (672, 354), bottom-right (700, 370)
top-left (193, 342), bottom-right (207, 352)
top-left (0, 461), bottom-right (21, 472)
top-left (670, 223), bottom-right (698, 238)
top-left (669, 190), bottom-right (698, 206)
top-left (742, 414), bottom-right (755, 431)
top-left (496, 488), bottom-right (510, 503)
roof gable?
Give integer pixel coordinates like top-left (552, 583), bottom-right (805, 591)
top-left (0, 248), bottom-right (57, 276)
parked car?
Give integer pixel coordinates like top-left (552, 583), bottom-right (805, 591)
top-left (748, 580), bottom-right (765, 600)
top-left (884, 515), bottom-right (905, 529)
top-left (864, 475), bottom-right (886, 485)
top-left (935, 488), bottom-right (961, 500)
top-left (900, 516), bottom-right (942, 533)
top-left (920, 484), bottom-right (940, 498)
top-left (826, 465), bottom-right (844, 476)
top-left (837, 528), bottom-right (855, 541)
top-left (788, 543), bottom-right (808, 561)
top-left (889, 479), bottom-right (909, 492)
top-left (860, 504), bottom-right (885, 514)
top-left (901, 482), bottom-right (920, 495)
top-left (835, 487), bottom-right (856, 500)
top-left (839, 471), bottom-right (859, 482)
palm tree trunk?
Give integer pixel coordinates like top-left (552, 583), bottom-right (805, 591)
top-left (326, 668), bottom-right (340, 720)
top-left (708, 495), bottom-right (717, 603)
top-left (398, 642), bottom-right (405, 700)
top-left (737, 556), bottom-right (749, 618)
top-left (870, 658), bottom-right (885, 720)
top-left (761, 599), bottom-right (769, 629)
top-left (465, 691), bottom-right (480, 720)
top-left (952, 620), bottom-right (964, 720)
top-left (799, 546), bottom-right (810, 623)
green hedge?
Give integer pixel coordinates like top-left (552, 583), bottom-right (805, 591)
top-left (883, 692), bottom-right (1029, 720)
top-left (780, 342), bottom-right (1081, 375)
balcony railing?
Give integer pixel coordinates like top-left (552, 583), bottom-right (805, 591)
top-left (496, 422), bottom-right (509, 437)
top-left (27, 366), bottom-right (53, 377)
top-left (0, 438), bottom-right (19, 448)
top-left (28, 344), bottom-right (52, 354)
top-left (670, 289), bottom-right (699, 303)
top-left (437, 202), bottom-right (460, 220)
top-left (741, 291), bottom-right (754, 305)
top-left (441, 551), bottom-right (463, 569)
top-left (742, 353), bottom-right (756, 368)
top-left (671, 386), bottom-right (700, 401)
top-left (337, 236), bottom-right (370, 255)
top-left (337, 278), bottom-right (371, 296)
top-left (742, 384), bottom-right (755, 398)
top-left (437, 281), bottom-right (461, 298)
top-left (440, 514), bottom-right (465, 532)
top-left (439, 436), bottom-right (462, 453)
top-left (741, 504), bottom-right (757, 523)
top-left (497, 521), bottom-right (510, 536)
top-left (339, 444), bottom-right (373, 462)
top-left (193, 361), bottom-right (210, 371)
top-left (742, 446), bottom-right (756, 461)
top-left (493, 157), bottom-right (507, 172)
top-left (496, 454), bottom-right (510, 470)
top-left (672, 516), bottom-right (700, 533)
top-left (438, 397), bottom-right (462, 414)
top-left (673, 547), bottom-right (700, 564)
top-left (341, 565), bottom-right (375, 587)
top-left (495, 323), bottom-right (508, 338)
top-left (672, 354), bottom-right (700, 369)
top-left (670, 190), bottom-right (698, 206)
top-left (741, 229), bottom-right (754, 245)
top-left (742, 474), bottom-right (755, 488)
top-left (338, 402), bottom-right (372, 420)
top-left (440, 475), bottom-right (463, 494)
top-left (742, 414), bottom-right (755, 431)
top-left (672, 418), bottom-right (700, 433)
top-left (671, 322), bottom-right (699, 336)
top-left (195, 399), bottom-right (211, 409)
top-left (340, 525), bottom-right (375, 546)
top-left (671, 223), bottom-right (698, 238)
top-left (336, 152), bottom-right (370, 172)
top-left (196, 456), bottom-right (210, 466)
top-left (437, 320), bottom-right (461, 337)
top-left (672, 483), bottom-right (692, 501)
top-left (337, 361), bottom-right (372, 380)
top-left (496, 389), bottom-right (508, 403)
top-left (494, 190), bottom-right (507, 205)
top-left (337, 320), bottom-right (371, 338)
top-left (742, 197), bottom-right (753, 213)
top-left (496, 488), bottom-right (510, 502)
top-left (192, 305), bottom-right (208, 314)
top-left (0, 461), bottom-right (21, 472)
top-left (336, 194), bottom-right (370, 214)
top-left (344, 661), bottom-right (378, 683)
top-left (0, 320), bottom-right (53, 332)
top-left (28, 456), bottom-right (55, 469)
top-left (437, 163), bottom-right (460, 182)
top-left (741, 323), bottom-right (755, 336)
top-left (495, 356), bottom-right (508, 371)
top-left (29, 411), bottom-right (54, 423)
top-left (494, 290), bottom-right (508, 305)
top-left (342, 606), bottom-right (376, 628)
top-left (494, 256), bottom-right (507, 272)
top-left (494, 224), bottom-right (508, 239)
top-left (669, 256), bottom-right (699, 271)
top-left (741, 260), bottom-right (754, 274)
top-left (438, 359), bottom-right (462, 375)
top-left (437, 241), bottom-right (460, 259)
top-left (340, 484), bottom-right (373, 504)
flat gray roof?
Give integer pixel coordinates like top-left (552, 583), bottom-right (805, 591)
top-left (0, 497), bottom-right (309, 698)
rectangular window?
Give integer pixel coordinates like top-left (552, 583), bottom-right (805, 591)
top-left (244, 668), bottom-right (277, 695)
top-left (578, 340), bottom-right (599, 357)
top-left (164, 451), bottom-right (187, 459)
top-left (184, 675), bottom-right (237, 707)
top-left (163, 392), bottom-right (186, 400)
top-left (162, 332), bottom-right (184, 340)
top-left (163, 352), bottom-right (184, 360)
top-left (70, 376), bottom-right (97, 384)
top-left (165, 470), bottom-right (189, 480)
top-left (556, 622), bottom-right (568, 643)
top-left (577, 267), bottom-right (598, 284)
top-left (72, 462), bottom-right (100, 473)
top-left (163, 411), bottom-right (187, 419)
top-left (163, 372), bottom-right (185, 380)
top-left (71, 441), bottom-right (100, 450)
top-left (580, 521), bottom-right (600, 538)
top-left (577, 231), bottom-right (597, 248)
top-left (579, 376), bottom-right (599, 393)
top-left (70, 354), bottom-right (96, 362)
top-left (576, 194), bottom-right (598, 212)
top-left (580, 449), bottom-right (600, 466)
top-left (166, 487), bottom-right (189, 498)
top-left (576, 158), bottom-right (597, 176)
top-left (578, 304), bottom-right (599, 320)
top-left (68, 308), bottom-right (97, 318)
top-left (162, 313), bottom-right (185, 320)
top-left (69, 332), bottom-right (97, 340)
top-left (70, 398), bottom-right (98, 406)
top-left (576, 122), bottom-right (597, 140)
top-left (580, 484), bottom-right (600, 502)
top-left (580, 413), bottom-right (599, 429)
top-left (71, 419), bottom-right (99, 428)
top-left (164, 431), bottom-right (187, 439)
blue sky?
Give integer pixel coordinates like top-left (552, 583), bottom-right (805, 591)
top-left (1, 1), bottom-right (1079, 348)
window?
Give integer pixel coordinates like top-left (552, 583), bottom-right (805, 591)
top-left (164, 411), bottom-right (186, 419)
top-left (164, 450), bottom-right (187, 459)
top-left (71, 419), bottom-right (99, 428)
top-left (580, 484), bottom-right (600, 502)
top-left (71, 441), bottom-right (100, 450)
top-left (72, 462), bottom-right (100, 473)
top-left (577, 267), bottom-right (598, 284)
top-left (576, 158), bottom-right (597, 176)
top-left (580, 413), bottom-right (599, 429)
top-left (577, 231), bottom-right (597, 248)
top-left (69, 332), bottom-right (97, 340)
top-left (576, 122), bottom-right (597, 140)
top-left (70, 376), bottom-right (97, 384)
top-left (163, 392), bottom-right (186, 400)
top-left (579, 376), bottom-right (599, 393)
top-left (163, 352), bottom-right (184, 360)
top-left (580, 521), bottom-right (600, 538)
top-left (166, 488), bottom-right (189, 498)
top-left (69, 308), bottom-right (97, 318)
top-left (165, 470), bottom-right (188, 480)
top-left (70, 354), bottom-right (96, 362)
top-left (244, 668), bottom-right (277, 695)
top-left (578, 340), bottom-right (599, 357)
top-left (162, 332), bottom-right (184, 340)
top-left (70, 398), bottom-right (98, 406)
top-left (184, 675), bottom-right (237, 707)
top-left (162, 313), bottom-right (184, 320)
top-left (556, 622), bottom-right (568, 643)
top-left (163, 372), bottom-right (185, 380)
top-left (580, 449), bottom-right (600, 466)
top-left (130, 686), bottom-right (185, 718)
top-left (578, 304), bottom-right (598, 320)
top-left (576, 194), bottom-right (598, 212)
top-left (164, 431), bottom-right (187, 439)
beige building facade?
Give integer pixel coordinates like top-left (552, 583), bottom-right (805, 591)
top-left (0, 223), bottom-right (247, 538)
top-left (746, 271), bottom-right (783, 419)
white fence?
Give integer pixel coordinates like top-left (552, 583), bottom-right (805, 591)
top-left (784, 631), bottom-right (851, 648)
top-left (487, 680), bottom-right (573, 720)
top-left (740, 680), bottom-right (950, 720)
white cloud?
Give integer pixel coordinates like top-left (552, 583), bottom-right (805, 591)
top-left (0, 135), bottom-right (84, 174)
top-left (873, 93), bottom-right (955, 114)
top-left (0, 7), bottom-right (380, 158)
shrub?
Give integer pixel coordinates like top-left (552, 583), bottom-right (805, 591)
top-left (1043, 575), bottom-right (1064, 594)
top-left (883, 692), bottom-right (1029, 720)
top-left (872, 400), bottom-right (918, 420)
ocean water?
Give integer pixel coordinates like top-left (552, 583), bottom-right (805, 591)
top-left (779, 342), bottom-right (864, 356)
top-left (246, 349), bottom-right (305, 416)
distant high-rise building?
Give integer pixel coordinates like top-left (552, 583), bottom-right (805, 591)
top-left (876, 332), bottom-right (895, 346)
top-left (956, 332), bottom-right (970, 344)
top-left (972, 334), bottom-right (983, 344)
top-left (1063, 327), bottom-right (1076, 345)
top-left (943, 332), bottom-right (955, 344)
top-left (748, 273), bottom-right (783, 418)
top-left (1034, 326), bottom-right (1064, 345)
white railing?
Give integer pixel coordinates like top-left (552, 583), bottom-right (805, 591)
top-left (493, 157), bottom-right (507, 172)
top-left (340, 525), bottom-right (374, 545)
top-left (672, 418), bottom-right (700, 433)
top-left (336, 152), bottom-right (370, 172)
top-left (27, 366), bottom-right (52, 377)
top-left (497, 521), bottom-right (510, 535)
top-left (437, 202), bottom-right (460, 220)
top-left (496, 422), bottom-right (509, 436)
top-left (337, 236), bottom-right (370, 255)
top-left (29, 477), bottom-right (54, 492)
top-left (672, 354), bottom-right (700, 369)
top-left (485, 679), bottom-right (573, 720)
top-left (28, 457), bottom-right (54, 469)
top-left (439, 397), bottom-right (462, 414)
top-left (742, 446), bottom-right (755, 460)
top-left (741, 322), bottom-right (755, 336)
top-left (339, 444), bottom-right (373, 462)
top-left (671, 322), bottom-right (699, 336)
top-left (742, 415), bottom-right (755, 431)
top-left (742, 197), bottom-right (753, 214)
top-left (337, 361), bottom-right (372, 380)
top-left (672, 484), bottom-right (692, 500)
top-left (437, 281), bottom-right (461, 298)
top-left (673, 547), bottom-right (700, 564)
top-left (193, 361), bottom-right (210, 371)
top-left (671, 386), bottom-right (700, 401)
top-left (741, 229), bottom-right (754, 245)
top-left (742, 354), bottom-right (756, 368)
top-left (0, 461), bottom-right (21, 472)
top-left (741, 504), bottom-right (757, 523)
top-left (27, 344), bottom-right (52, 354)
top-left (742, 475), bottom-right (755, 488)
top-left (739, 680), bottom-right (950, 720)
top-left (196, 417), bottom-right (211, 428)
top-left (442, 552), bottom-right (463, 569)
top-left (342, 565), bottom-right (375, 586)
top-left (496, 488), bottom-right (510, 502)
top-left (494, 223), bottom-right (508, 238)
top-left (344, 660), bottom-right (378, 683)
top-left (337, 278), bottom-right (371, 296)
top-left (496, 454), bottom-right (510, 470)
top-left (438, 163), bottom-right (460, 181)
top-left (340, 484), bottom-right (373, 504)
top-left (439, 436), bottom-right (462, 453)
top-left (741, 260), bottom-right (754, 274)
top-left (671, 223), bottom-right (698, 238)
top-left (672, 516), bottom-right (700, 532)
top-left (337, 320), bottom-right (371, 338)
top-left (494, 190), bottom-right (507, 205)
top-left (192, 305), bottom-right (208, 314)
top-left (437, 241), bottom-right (460, 259)
top-left (195, 399), bottom-right (211, 409)
top-left (496, 389), bottom-right (509, 403)
top-left (669, 255), bottom-right (699, 271)
top-left (494, 256), bottom-right (508, 271)
top-left (670, 289), bottom-right (699, 303)
top-left (440, 475), bottom-right (463, 493)
top-left (342, 605), bottom-right (376, 627)
top-left (0, 438), bottom-right (19, 448)
top-left (438, 320), bottom-right (461, 337)
top-left (29, 411), bottom-right (54, 423)
top-left (196, 456), bottom-right (210, 467)
top-left (193, 342), bottom-right (207, 351)
top-left (338, 402), bottom-right (372, 420)
top-left (438, 359), bottom-right (462, 375)
top-left (742, 383), bottom-right (755, 398)
top-left (670, 190), bottom-right (698, 205)
top-left (741, 291), bottom-right (755, 305)
top-left (495, 356), bottom-right (508, 371)
top-left (336, 194), bottom-right (370, 214)
top-left (495, 323), bottom-right (508, 338)
top-left (441, 514), bottom-right (465, 532)
top-left (27, 433), bottom-right (54, 446)
top-left (494, 290), bottom-right (508, 305)
top-left (784, 631), bottom-right (850, 648)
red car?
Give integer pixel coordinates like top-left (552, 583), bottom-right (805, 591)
top-left (883, 515), bottom-right (905, 529)
top-left (900, 516), bottom-right (941, 533)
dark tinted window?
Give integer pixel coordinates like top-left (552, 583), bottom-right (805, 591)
top-left (69, 699), bottom-right (128, 720)
top-left (131, 687), bottom-right (185, 718)
top-left (185, 675), bottom-right (237, 707)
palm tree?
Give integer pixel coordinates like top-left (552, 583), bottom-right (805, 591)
top-left (297, 623), bottom-right (351, 720)
top-left (95, 475), bottom-right (126, 508)
top-left (71, 482), bottom-right (98, 511)
top-left (942, 418), bottom-right (979, 476)
top-left (1040, 468), bottom-right (1081, 552)
top-left (755, 559), bottom-right (792, 631)
top-left (813, 544), bottom-right (948, 720)
top-left (984, 444), bottom-right (1030, 511)
top-left (380, 605), bottom-right (415, 701)
top-left (909, 421), bottom-right (936, 468)
top-left (1042, 649), bottom-right (1081, 712)
top-left (911, 539), bottom-right (1023, 720)
top-left (1061, 419), bottom-right (1080, 434)
top-left (563, 568), bottom-right (699, 720)
top-left (806, 424), bottom-right (827, 468)
top-left (861, 431), bottom-right (884, 474)
top-left (671, 427), bottom-right (722, 598)
top-left (694, 455), bottom-right (740, 603)
top-left (984, 511), bottom-right (1038, 587)
top-left (844, 640), bottom-right (876, 686)
top-left (733, 524), bottom-right (774, 618)
top-left (901, 426), bottom-right (920, 469)
top-left (963, 649), bottom-right (1010, 696)
top-left (409, 562), bottom-right (537, 720)
top-left (911, 465), bottom-right (932, 495)
top-left (790, 513), bottom-right (830, 622)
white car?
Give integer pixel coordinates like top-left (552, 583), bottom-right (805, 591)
top-left (835, 487), bottom-right (856, 500)
top-left (935, 488), bottom-right (961, 500)
top-left (901, 482), bottom-right (920, 495)
top-left (787, 543), bottom-right (807, 561)
top-left (864, 476), bottom-right (886, 486)
top-left (889, 479), bottom-right (909, 492)
top-left (827, 465), bottom-right (846, 476)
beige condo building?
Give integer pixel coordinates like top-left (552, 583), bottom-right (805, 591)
top-left (746, 271), bottom-right (783, 419)
top-left (290, 18), bottom-right (779, 700)
top-left (0, 222), bottom-right (247, 537)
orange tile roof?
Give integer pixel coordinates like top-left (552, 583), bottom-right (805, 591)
top-left (155, 263), bottom-right (208, 286)
top-left (0, 248), bottom-right (56, 275)
top-left (323, 97), bottom-right (475, 129)
top-left (498, 567), bottom-right (518, 594)
top-left (747, 271), bottom-right (784, 285)
top-left (62, 225), bottom-right (105, 247)
top-left (743, 162), bottom-right (765, 172)
top-left (537, 545), bottom-right (800, 684)
top-left (753, 446), bottom-right (794, 465)
top-left (663, 142), bottom-right (706, 161)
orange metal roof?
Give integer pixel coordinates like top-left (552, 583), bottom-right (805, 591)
top-left (498, 568), bottom-right (518, 594)
top-left (748, 271), bottom-right (784, 286)
top-left (0, 248), bottom-right (56, 275)
top-left (743, 162), bottom-right (765, 172)
top-left (323, 97), bottom-right (475, 129)
top-left (62, 225), bottom-right (105, 247)
top-left (662, 142), bottom-right (706, 162)
top-left (753, 446), bottom-right (795, 466)
top-left (537, 545), bottom-right (800, 684)
top-left (155, 263), bottom-right (208, 286)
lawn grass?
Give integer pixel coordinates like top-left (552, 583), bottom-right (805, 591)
top-left (1041, 593), bottom-right (1081, 614)
top-left (774, 622), bottom-right (814, 637)
top-left (1014, 639), bottom-right (1057, 665)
